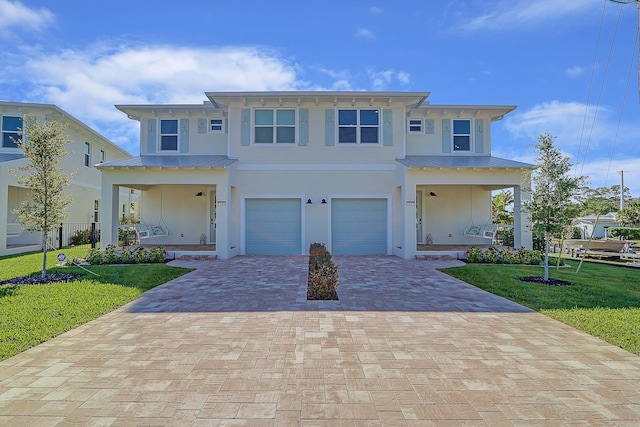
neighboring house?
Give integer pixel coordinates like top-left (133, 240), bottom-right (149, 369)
top-left (99, 91), bottom-right (533, 259)
top-left (574, 212), bottom-right (619, 239)
top-left (0, 101), bottom-right (132, 256)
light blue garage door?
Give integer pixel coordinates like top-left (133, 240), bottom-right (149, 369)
top-left (245, 198), bottom-right (302, 255)
top-left (331, 198), bottom-right (387, 255)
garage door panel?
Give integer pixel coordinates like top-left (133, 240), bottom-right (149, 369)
top-left (332, 198), bottom-right (387, 255)
top-left (246, 198), bottom-right (302, 254)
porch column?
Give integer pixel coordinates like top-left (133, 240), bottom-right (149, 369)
top-left (401, 181), bottom-right (417, 259)
top-left (514, 185), bottom-right (532, 249)
top-left (0, 181), bottom-right (8, 255)
top-left (100, 183), bottom-right (120, 249)
top-left (216, 181), bottom-right (230, 260)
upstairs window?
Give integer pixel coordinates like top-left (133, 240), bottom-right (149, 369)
top-left (453, 119), bottom-right (471, 151)
top-left (408, 118), bottom-right (422, 133)
top-left (160, 119), bottom-right (178, 151)
top-left (254, 109), bottom-right (295, 144)
top-left (84, 142), bottom-right (91, 167)
top-left (338, 109), bottom-right (379, 144)
top-left (209, 118), bottom-right (225, 134)
top-left (99, 149), bottom-right (105, 163)
top-left (2, 116), bottom-right (23, 148)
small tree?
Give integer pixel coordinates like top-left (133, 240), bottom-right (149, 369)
top-left (523, 134), bottom-right (584, 281)
top-left (492, 189), bottom-right (514, 224)
top-left (9, 116), bottom-right (73, 278)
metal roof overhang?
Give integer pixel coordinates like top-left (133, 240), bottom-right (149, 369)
top-left (96, 155), bottom-right (237, 170)
top-left (397, 155), bottom-right (534, 170)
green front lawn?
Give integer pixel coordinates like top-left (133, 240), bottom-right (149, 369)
top-left (0, 249), bottom-right (191, 360)
top-left (441, 259), bottom-right (640, 355)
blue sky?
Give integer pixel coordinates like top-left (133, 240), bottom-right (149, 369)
top-left (1, 0), bottom-right (640, 196)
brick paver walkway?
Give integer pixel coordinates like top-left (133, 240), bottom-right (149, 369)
top-left (0, 255), bottom-right (639, 425)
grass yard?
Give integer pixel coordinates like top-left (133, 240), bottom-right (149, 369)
top-left (0, 249), bottom-right (191, 360)
top-left (441, 259), bottom-right (640, 355)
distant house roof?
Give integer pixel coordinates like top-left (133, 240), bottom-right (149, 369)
top-left (574, 212), bottom-right (618, 223)
top-left (0, 153), bottom-right (25, 163)
top-left (96, 155), bottom-right (236, 169)
top-left (397, 155), bottom-right (534, 169)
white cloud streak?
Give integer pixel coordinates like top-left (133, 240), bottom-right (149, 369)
top-left (368, 69), bottom-right (411, 90)
top-left (0, 0), bottom-right (54, 38)
top-left (460, 0), bottom-right (602, 32)
top-left (355, 28), bottom-right (376, 40)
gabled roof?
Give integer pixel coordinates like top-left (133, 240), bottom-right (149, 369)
top-left (96, 155), bottom-right (236, 169)
top-left (0, 101), bottom-right (131, 158)
top-left (0, 153), bottom-right (25, 163)
top-left (115, 102), bottom-right (225, 121)
top-left (397, 155), bottom-right (533, 169)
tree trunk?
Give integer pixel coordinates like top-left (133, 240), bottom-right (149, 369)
top-left (41, 233), bottom-right (48, 278)
top-left (544, 234), bottom-right (549, 282)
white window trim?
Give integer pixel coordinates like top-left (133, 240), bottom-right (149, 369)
top-left (252, 108), bottom-right (298, 145)
top-left (158, 118), bottom-right (179, 152)
top-left (336, 108), bottom-right (381, 145)
top-left (407, 118), bottom-right (423, 134)
top-left (99, 149), bottom-right (106, 163)
top-left (208, 118), bottom-right (225, 134)
top-left (452, 118), bottom-right (474, 152)
top-left (84, 142), bottom-right (91, 167)
top-left (1, 115), bottom-right (23, 150)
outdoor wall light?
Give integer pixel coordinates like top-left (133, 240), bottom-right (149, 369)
top-left (195, 192), bottom-right (203, 197)
top-left (306, 198), bottom-right (313, 204)
top-left (321, 199), bottom-right (327, 204)
top-left (429, 192), bottom-right (437, 197)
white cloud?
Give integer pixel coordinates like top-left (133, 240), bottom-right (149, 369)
top-left (0, 0), bottom-right (54, 38)
top-left (501, 100), bottom-right (640, 195)
top-left (370, 6), bottom-right (383, 15)
top-left (566, 65), bottom-right (585, 78)
top-left (355, 28), bottom-right (376, 41)
top-left (368, 69), bottom-right (411, 90)
top-left (19, 44), bottom-right (303, 153)
top-left (460, 0), bottom-right (602, 32)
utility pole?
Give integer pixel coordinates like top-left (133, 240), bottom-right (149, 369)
top-left (619, 170), bottom-right (626, 209)
top-left (610, 0), bottom-right (640, 101)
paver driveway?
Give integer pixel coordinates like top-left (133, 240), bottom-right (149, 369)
top-left (0, 255), bottom-right (639, 425)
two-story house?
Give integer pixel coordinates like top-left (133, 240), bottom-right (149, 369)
top-left (0, 101), bottom-right (132, 256)
top-left (99, 91), bottom-right (533, 260)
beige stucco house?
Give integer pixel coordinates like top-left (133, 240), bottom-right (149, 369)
top-left (99, 91), bottom-right (533, 259)
top-left (0, 101), bottom-right (132, 256)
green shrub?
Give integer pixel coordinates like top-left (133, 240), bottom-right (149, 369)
top-left (465, 246), bottom-right (543, 266)
top-left (121, 247), bottom-right (135, 264)
top-left (307, 243), bottom-right (339, 300)
top-left (149, 247), bottom-right (166, 263)
top-left (308, 264), bottom-right (339, 300)
top-left (85, 249), bottom-right (104, 265)
top-left (69, 228), bottom-right (100, 246)
top-left (609, 227), bottom-right (640, 240)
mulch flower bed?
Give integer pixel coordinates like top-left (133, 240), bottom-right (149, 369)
top-left (519, 276), bottom-right (574, 286)
top-left (0, 273), bottom-right (82, 286)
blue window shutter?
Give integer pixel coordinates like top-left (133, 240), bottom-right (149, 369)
top-left (442, 119), bottom-right (452, 153)
top-left (325, 109), bottom-right (335, 146)
top-left (180, 119), bottom-right (189, 153)
top-left (241, 109), bottom-right (250, 146)
top-left (197, 118), bottom-right (206, 134)
top-left (299, 108), bottom-right (309, 146)
top-left (475, 119), bottom-right (484, 153)
top-left (147, 119), bottom-right (156, 153)
top-left (383, 109), bottom-right (393, 146)
top-left (425, 119), bottom-right (434, 134)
